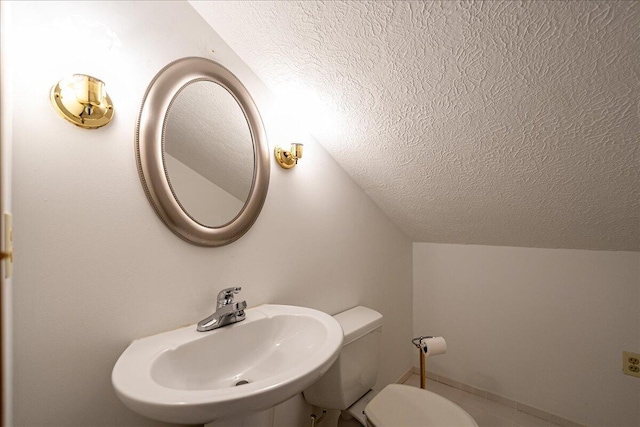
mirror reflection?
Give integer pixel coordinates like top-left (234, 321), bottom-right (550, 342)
top-left (163, 81), bottom-right (254, 226)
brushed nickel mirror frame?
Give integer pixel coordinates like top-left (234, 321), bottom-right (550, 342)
top-left (136, 57), bottom-right (270, 246)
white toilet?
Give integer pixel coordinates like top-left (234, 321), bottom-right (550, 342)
top-left (303, 306), bottom-right (478, 427)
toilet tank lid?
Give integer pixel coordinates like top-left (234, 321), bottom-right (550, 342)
top-left (334, 306), bottom-right (383, 345)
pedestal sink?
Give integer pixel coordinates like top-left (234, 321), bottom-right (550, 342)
top-left (112, 304), bottom-right (343, 425)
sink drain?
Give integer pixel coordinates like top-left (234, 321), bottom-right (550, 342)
top-left (235, 380), bottom-right (250, 386)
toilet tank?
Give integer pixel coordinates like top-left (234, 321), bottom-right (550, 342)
top-left (303, 306), bottom-right (383, 410)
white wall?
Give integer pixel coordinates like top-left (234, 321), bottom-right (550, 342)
top-left (7, 2), bottom-right (413, 426)
top-left (413, 243), bottom-right (640, 427)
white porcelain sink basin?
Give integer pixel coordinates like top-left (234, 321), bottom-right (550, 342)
top-left (112, 304), bottom-right (343, 425)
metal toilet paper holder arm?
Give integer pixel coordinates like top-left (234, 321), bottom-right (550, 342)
top-left (412, 336), bottom-right (434, 389)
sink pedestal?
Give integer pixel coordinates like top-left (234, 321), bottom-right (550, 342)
top-left (205, 407), bottom-right (275, 427)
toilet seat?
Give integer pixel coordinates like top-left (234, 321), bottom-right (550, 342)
top-left (340, 390), bottom-right (379, 427)
top-left (364, 384), bottom-right (478, 427)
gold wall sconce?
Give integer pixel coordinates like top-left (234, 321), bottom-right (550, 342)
top-left (50, 74), bottom-right (114, 129)
top-left (274, 143), bottom-right (304, 169)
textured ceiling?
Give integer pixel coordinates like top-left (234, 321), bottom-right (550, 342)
top-left (192, 1), bottom-right (640, 251)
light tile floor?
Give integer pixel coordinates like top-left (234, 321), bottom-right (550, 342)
top-left (402, 375), bottom-right (563, 427)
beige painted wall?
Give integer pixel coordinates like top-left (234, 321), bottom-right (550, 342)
top-left (413, 242), bottom-right (640, 427)
top-left (7, 2), bottom-right (413, 426)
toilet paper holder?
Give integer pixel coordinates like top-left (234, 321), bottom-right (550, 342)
top-left (412, 336), bottom-right (434, 390)
top-left (412, 336), bottom-right (434, 353)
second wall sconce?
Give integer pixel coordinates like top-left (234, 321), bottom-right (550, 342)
top-left (50, 74), bottom-right (114, 129)
top-left (274, 143), bottom-right (304, 169)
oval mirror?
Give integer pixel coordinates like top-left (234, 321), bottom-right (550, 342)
top-left (164, 81), bottom-right (254, 226)
top-left (136, 57), bottom-right (270, 246)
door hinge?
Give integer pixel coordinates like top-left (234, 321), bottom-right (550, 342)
top-left (2, 212), bottom-right (13, 278)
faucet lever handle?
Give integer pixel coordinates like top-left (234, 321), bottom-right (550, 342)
top-left (217, 287), bottom-right (242, 307)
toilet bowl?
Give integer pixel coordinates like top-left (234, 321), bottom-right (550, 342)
top-left (302, 306), bottom-right (477, 427)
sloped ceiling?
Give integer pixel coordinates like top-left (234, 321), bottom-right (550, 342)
top-left (191, 1), bottom-right (639, 251)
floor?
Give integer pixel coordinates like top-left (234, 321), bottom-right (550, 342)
top-left (401, 374), bottom-right (563, 427)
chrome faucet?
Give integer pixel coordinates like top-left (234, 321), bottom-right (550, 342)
top-left (197, 287), bottom-right (247, 332)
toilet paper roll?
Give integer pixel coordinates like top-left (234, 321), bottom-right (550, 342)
top-left (420, 336), bottom-right (447, 356)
